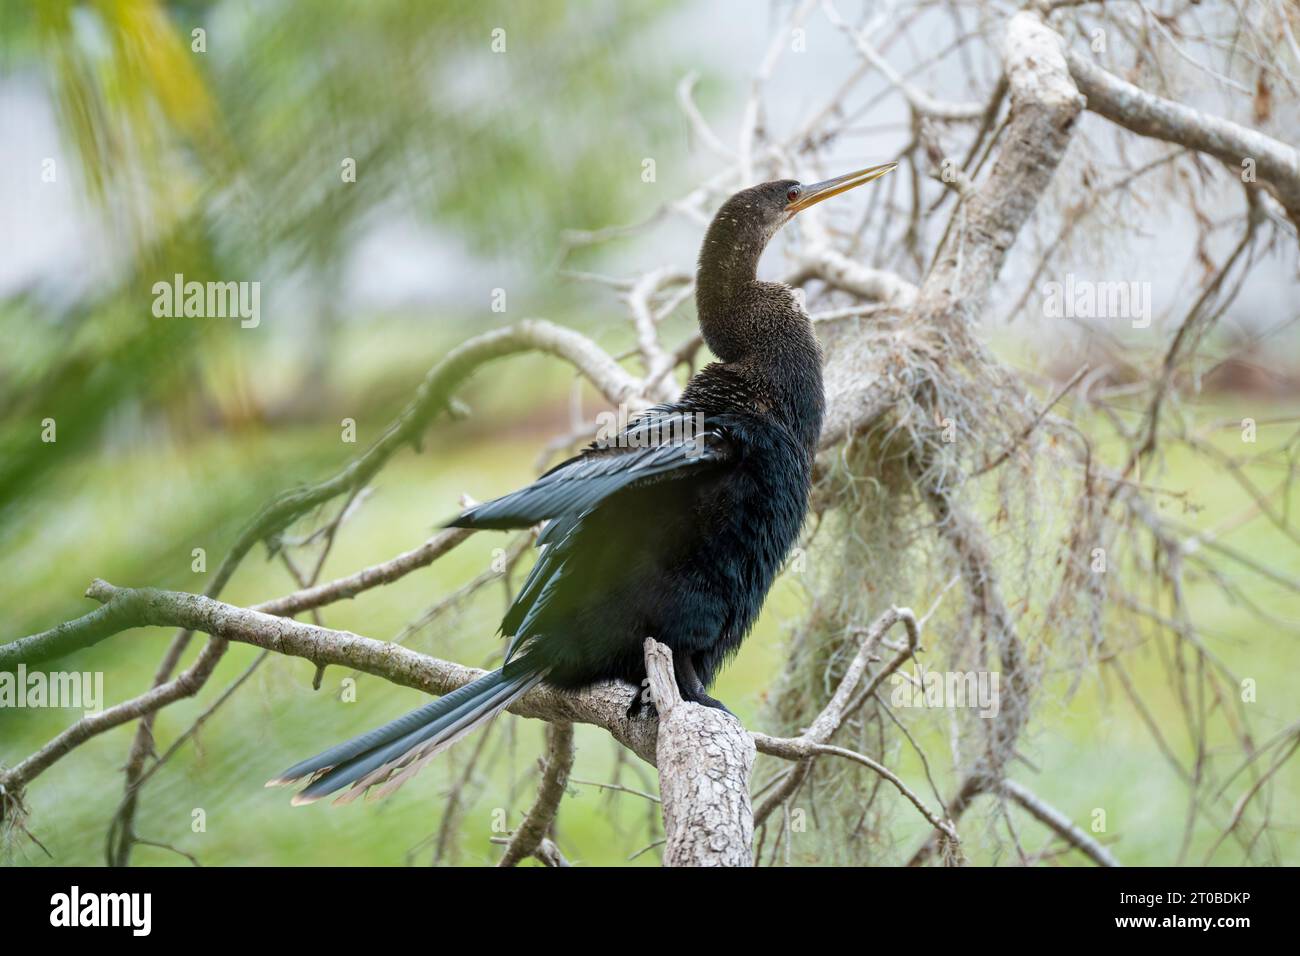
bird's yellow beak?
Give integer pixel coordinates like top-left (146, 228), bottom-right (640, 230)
top-left (787, 162), bottom-right (898, 213)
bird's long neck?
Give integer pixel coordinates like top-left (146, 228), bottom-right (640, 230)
top-left (695, 205), bottom-right (774, 362)
top-left (693, 207), bottom-right (824, 454)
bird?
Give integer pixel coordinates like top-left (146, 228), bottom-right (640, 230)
top-left (269, 162), bottom-right (898, 805)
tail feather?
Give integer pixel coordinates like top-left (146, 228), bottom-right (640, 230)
top-left (270, 666), bottom-right (542, 806)
top-left (342, 675), bottom-right (538, 803)
top-left (315, 675), bottom-right (532, 804)
top-left (267, 671), bottom-right (508, 786)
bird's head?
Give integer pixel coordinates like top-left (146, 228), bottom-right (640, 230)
top-left (708, 162), bottom-right (899, 251)
top-left (698, 162), bottom-right (897, 301)
top-left (695, 162), bottom-right (897, 362)
top-left (700, 163), bottom-right (898, 279)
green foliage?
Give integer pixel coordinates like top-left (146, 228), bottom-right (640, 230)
top-left (0, 0), bottom-right (687, 528)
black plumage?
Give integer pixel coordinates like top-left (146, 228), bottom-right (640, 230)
top-left (271, 165), bottom-right (896, 804)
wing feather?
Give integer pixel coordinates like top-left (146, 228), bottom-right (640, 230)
top-left (447, 408), bottom-right (735, 661)
top-left (449, 411), bottom-right (731, 531)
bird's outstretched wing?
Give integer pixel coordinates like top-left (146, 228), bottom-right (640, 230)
top-left (447, 408), bottom-right (735, 663)
top-left (449, 409), bottom-right (732, 530)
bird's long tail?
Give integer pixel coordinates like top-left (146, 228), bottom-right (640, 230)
top-left (267, 663), bottom-right (544, 806)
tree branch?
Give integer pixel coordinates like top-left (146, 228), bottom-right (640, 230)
top-left (0, 581), bottom-right (658, 794)
top-left (1001, 778), bottom-right (1120, 867)
top-left (497, 721), bottom-right (574, 867)
top-left (644, 638), bottom-right (756, 866)
top-left (1, 527), bottom-right (475, 669)
top-left (1064, 47), bottom-right (1300, 229)
top-left (751, 607), bottom-right (943, 842)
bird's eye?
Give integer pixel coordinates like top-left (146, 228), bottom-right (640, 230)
top-left (786, 186), bottom-right (802, 202)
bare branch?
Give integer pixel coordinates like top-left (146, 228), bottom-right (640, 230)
top-left (0, 581), bottom-right (658, 794)
top-left (1065, 46), bottom-right (1300, 228)
top-left (752, 607), bottom-right (933, 837)
top-left (824, 1), bottom-right (985, 121)
top-left (3, 528), bottom-right (475, 668)
top-left (497, 722), bottom-right (574, 867)
top-left (677, 71), bottom-right (735, 161)
top-left (644, 638), bottom-right (756, 866)
top-left (1001, 778), bottom-right (1121, 867)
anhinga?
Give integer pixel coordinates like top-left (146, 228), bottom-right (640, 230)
top-left (270, 162), bottom-right (897, 805)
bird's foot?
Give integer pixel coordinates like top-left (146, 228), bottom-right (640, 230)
top-left (669, 652), bottom-right (734, 716)
top-left (625, 671), bottom-right (733, 719)
top-left (681, 687), bottom-right (735, 717)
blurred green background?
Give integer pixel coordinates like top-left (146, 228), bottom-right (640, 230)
top-left (1, 0), bottom-right (1297, 866)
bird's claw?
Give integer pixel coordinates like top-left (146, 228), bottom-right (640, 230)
top-left (685, 690), bottom-right (734, 717)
